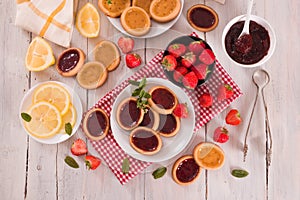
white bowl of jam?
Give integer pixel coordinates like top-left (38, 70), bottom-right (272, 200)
top-left (222, 15), bottom-right (276, 68)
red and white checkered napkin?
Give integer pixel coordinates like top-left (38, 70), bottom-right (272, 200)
top-left (84, 33), bottom-right (242, 185)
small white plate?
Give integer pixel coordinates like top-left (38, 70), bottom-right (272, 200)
top-left (107, 0), bottom-right (184, 39)
top-left (19, 81), bottom-right (83, 144)
top-left (110, 78), bottom-right (195, 163)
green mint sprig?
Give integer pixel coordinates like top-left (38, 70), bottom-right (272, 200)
top-left (65, 123), bottom-right (72, 135)
top-left (152, 167), bottom-right (167, 179)
top-left (64, 156), bottom-right (79, 169)
top-left (21, 112), bottom-right (31, 122)
top-left (122, 158), bottom-right (130, 174)
top-left (129, 78), bottom-right (151, 111)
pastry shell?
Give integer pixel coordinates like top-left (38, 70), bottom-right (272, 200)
top-left (82, 108), bottom-right (110, 141)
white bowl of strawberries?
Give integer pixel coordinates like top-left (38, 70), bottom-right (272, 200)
top-left (161, 36), bottom-right (216, 89)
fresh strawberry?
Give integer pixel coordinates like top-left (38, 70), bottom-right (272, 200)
top-left (213, 127), bottom-right (229, 143)
top-left (188, 40), bottom-right (206, 55)
top-left (168, 43), bottom-right (186, 58)
top-left (161, 55), bottom-right (177, 71)
top-left (199, 49), bottom-right (215, 65)
top-left (118, 36), bottom-right (134, 54)
top-left (199, 93), bottom-right (213, 108)
top-left (191, 64), bottom-right (209, 80)
top-left (173, 66), bottom-right (188, 82)
top-left (173, 103), bottom-right (188, 118)
top-left (71, 139), bottom-right (88, 156)
top-left (217, 84), bottom-right (234, 101)
top-left (85, 155), bottom-right (101, 170)
top-left (182, 71), bottom-right (198, 89)
top-left (181, 52), bottom-right (196, 68)
top-left (126, 53), bottom-right (142, 68)
top-left (225, 109), bottom-right (242, 125)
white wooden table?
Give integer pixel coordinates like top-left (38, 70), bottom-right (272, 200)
top-left (1, 0), bottom-right (299, 199)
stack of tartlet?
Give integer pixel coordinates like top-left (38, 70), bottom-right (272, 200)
top-left (98, 0), bottom-right (182, 36)
top-left (116, 85), bottom-right (181, 155)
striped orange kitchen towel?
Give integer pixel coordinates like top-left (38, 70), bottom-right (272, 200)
top-left (15, 0), bottom-right (78, 47)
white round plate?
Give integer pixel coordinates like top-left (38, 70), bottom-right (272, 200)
top-left (107, 0), bottom-right (184, 39)
top-left (19, 81), bottom-right (83, 144)
top-left (110, 78), bottom-right (195, 162)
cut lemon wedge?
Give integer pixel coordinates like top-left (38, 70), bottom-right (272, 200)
top-left (62, 104), bottom-right (77, 128)
top-left (24, 101), bottom-right (62, 138)
top-left (33, 83), bottom-right (71, 115)
top-left (76, 3), bottom-right (100, 38)
top-left (25, 37), bottom-right (55, 71)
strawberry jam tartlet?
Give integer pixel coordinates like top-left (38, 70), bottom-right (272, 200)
top-left (116, 97), bottom-right (144, 131)
top-left (172, 155), bottom-right (201, 185)
top-left (82, 108), bottom-right (109, 141)
top-left (148, 86), bottom-right (178, 115)
top-left (129, 127), bottom-right (162, 155)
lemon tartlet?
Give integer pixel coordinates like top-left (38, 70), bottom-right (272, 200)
top-left (120, 6), bottom-right (151, 36)
top-left (149, 0), bottom-right (181, 23)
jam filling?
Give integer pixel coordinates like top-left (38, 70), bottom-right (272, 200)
top-left (87, 110), bottom-right (107, 137)
top-left (225, 20), bottom-right (270, 64)
top-left (158, 114), bottom-right (176, 134)
top-left (58, 49), bottom-right (80, 72)
top-left (189, 7), bottom-right (216, 28)
top-left (120, 100), bottom-right (141, 128)
top-left (176, 158), bottom-right (200, 183)
top-left (140, 109), bottom-right (155, 128)
top-left (131, 130), bottom-right (159, 152)
top-left (151, 88), bottom-right (175, 109)
top-left (197, 146), bottom-right (224, 168)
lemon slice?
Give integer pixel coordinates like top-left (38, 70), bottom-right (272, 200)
top-left (25, 37), bottom-right (55, 71)
top-left (76, 3), bottom-right (100, 38)
top-left (62, 104), bottom-right (77, 128)
top-left (33, 83), bottom-right (71, 115)
top-left (24, 101), bottom-right (62, 138)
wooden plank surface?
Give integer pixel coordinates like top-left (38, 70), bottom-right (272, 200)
top-left (1, 0), bottom-right (300, 199)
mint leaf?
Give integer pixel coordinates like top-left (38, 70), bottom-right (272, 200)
top-left (128, 80), bottom-right (140, 86)
top-left (143, 92), bottom-right (151, 99)
top-left (139, 78), bottom-right (146, 88)
top-left (231, 169), bottom-right (249, 178)
top-left (132, 88), bottom-right (142, 96)
top-left (64, 156), bottom-right (79, 169)
top-left (152, 167), bottom-right (167, 179)
top-left (129, 78), bottom-right (150, 110)
top-left (21, 112), bottom-right (31, 122)
top-left (65, 123), bottom-right (72, 135)
top-left (122, 158), bottom-right (130, 174)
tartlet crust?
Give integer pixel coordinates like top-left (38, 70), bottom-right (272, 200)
top-left (172, 155), bottom-right (201, 185)
top-left (149, 0), bottom-right (181, 23)
top-left (148, 86), bottom-right (178, 115)
top-left (120, 6), bottom-right (151, 36)
top-left (157, 113), bottom-right (180, 137)
top-left (193, 142), bottom-right (225, 170)
top-left (116, 97), bottom-right (145, 131)
top-left (129, 126), bottom-right (162, 155)
top-left (98, 0), bottom-right (131, 18)
top-left (56, 47), bottom-right (85, 77)
top-left (82, 108), bottom-right (110, 141)
top-left (187, 4), bottom-right (219, 32)
top-left (94, 40), bottom-right (121, 72)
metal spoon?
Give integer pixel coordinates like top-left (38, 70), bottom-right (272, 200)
top-left (235, 0), bottom-right (254, 54)
top-left (243, 69), bottom-right (272, 166)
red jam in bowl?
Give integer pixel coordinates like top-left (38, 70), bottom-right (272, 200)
top-left (225, 20), bottom-right (270, 65)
